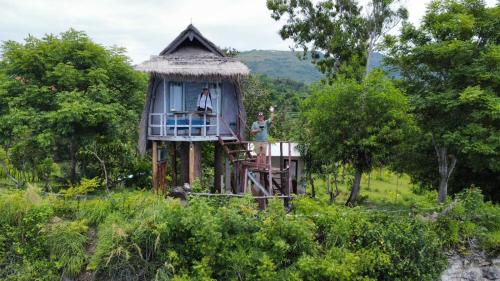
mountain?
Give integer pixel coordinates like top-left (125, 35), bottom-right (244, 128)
top-left (237, 50), bottom-right (322, 84)
top-left (237, 50), bottom-right (391, 84)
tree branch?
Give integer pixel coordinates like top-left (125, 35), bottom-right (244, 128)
top-left (447, 154), bottom-right (457, 180)
top-left (88, 146), bottom-right (109, 193)
top-left (0, 159), bottom-right (21, 188)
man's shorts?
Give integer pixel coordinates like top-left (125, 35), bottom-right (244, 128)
top-left (253, 141), bottom-right (268, 156)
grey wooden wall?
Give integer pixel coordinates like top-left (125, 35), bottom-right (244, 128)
top-left (148, 79), bottom-right (239, 136)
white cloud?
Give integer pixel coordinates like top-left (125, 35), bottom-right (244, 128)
top-left (0, 0), bottom-right (496, 64)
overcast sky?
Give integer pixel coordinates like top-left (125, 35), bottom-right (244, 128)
top-left (0, 0), bottom-right (496, 64)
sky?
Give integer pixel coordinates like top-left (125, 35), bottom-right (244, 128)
top-left (0, 0), bottom-right (496, 64)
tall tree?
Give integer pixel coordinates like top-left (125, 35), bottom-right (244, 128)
top-left (268, 0), bottom-right (409, 204)
top-left (301, 70), bottom-right (414, 205)
top-left (386, 0), bottom-right (500, 202)
top-left (0, 30), bottom-right (147, 186)
top-left (267, 0), bottom-right (407, 81)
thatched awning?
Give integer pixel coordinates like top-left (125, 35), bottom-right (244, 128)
top-left (135, 51), bottom-right (250, 80)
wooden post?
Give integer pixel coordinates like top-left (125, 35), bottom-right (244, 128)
top-left (280, 141), bottom-right (284, 191)
top-left (214, 142), bottom-right (224, 193)
top-left (189, 142), bottom-right (195, 184)
top-left (268, 142), bottom-right (272, 195)
top-left (152, 141), bottom-right (158, 192)
top-left (189, 142), bottom-right (201, 184)
top-left (243, 168), bottom-right (248, 193)
top-left (225, 156), bottom-right (231, 194)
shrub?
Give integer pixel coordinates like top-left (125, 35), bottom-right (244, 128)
top-left (42, 219), bottom-right (88, 277)
top-left (60, 177), bottom-right (101, 197)
top-left (436, 187), bottom-right (500, 253)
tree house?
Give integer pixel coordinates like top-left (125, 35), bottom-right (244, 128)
top-left (137, 25), bottom-right (294, 206)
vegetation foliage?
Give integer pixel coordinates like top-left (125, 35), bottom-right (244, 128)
top-left (1, 187), bottom-right (497, 281)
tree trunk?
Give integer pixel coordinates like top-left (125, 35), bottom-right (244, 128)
top-left (69, 141), bottom-right (77, 184)
top-left (432, 135), bottom-right (457, 203)
top-left (308, 172), bottom-right (316, 198)
top-left (89, 147), bottom-right (109, 193)
top-left (346, 168), bottom-right (363, 206)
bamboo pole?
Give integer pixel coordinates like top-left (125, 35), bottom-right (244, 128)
top-left (152, 141), bottom-right (158, 192)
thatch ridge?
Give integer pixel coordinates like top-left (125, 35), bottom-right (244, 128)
top-left (159, 24), bottom-right (225, 57)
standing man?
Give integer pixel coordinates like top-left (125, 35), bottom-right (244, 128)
top-left (251, 106), bottom-right (275, 141)
top-left (251, 107), bottom-right (275, 166)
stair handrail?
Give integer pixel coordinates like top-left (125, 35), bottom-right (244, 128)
top-left (219, 116), bottom-right (239, 140)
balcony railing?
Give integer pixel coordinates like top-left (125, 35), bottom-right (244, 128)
top-left (148, 111), bottom-right (222, 138)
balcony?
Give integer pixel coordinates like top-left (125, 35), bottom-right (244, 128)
top-left (148, 111), bottom-right (237, 141)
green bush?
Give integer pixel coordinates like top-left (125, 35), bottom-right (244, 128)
top-left (436, 188), bottom-right (500, 254)
top-left (42, 219), bottom-right (88, 277)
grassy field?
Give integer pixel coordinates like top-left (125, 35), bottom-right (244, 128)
top-left (306, 169), bottom-right (437, 210)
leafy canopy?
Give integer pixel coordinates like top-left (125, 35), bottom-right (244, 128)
top-left (0, 29), bottom-right (147, 186)
top-left (301, 70), bottom-right (414, 172)
top-left (385, 0), bottom-right (500, 200)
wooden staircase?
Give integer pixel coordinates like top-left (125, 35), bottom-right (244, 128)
top-left (217, 117), bottom-right (291, 208)
top-left (218, 137), bottom-right (289, 197)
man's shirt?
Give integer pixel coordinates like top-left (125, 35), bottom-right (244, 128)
top-left (197, 94), bottom-right (213, 110)
top-left (251, 119), bottom-right (270, 141)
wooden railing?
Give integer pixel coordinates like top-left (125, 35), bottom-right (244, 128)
top-left (148, 111), bottom-right (220, 137)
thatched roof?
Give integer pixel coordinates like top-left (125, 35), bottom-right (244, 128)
top-left (135, 24), bottom-right (250, 80)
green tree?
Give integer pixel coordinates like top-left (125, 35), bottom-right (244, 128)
top-left (386, 0), bottom-right (500, 202)
top-left (0, 29), bottom-right (147, 187)
top-left (267, 0), bottom-right (407, 81)
top-left (301, 70), bottom-right (414, 205)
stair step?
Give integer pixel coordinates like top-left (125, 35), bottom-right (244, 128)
top-left (228, 149), bottom-right (251, 154)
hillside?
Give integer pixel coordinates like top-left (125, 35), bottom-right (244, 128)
top-left (237, 50), bottom-right (387, 83)
top-left (237, 50), bottom-right (323, 84)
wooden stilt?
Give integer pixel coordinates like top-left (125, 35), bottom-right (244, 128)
top-left (189, 142), bottom-right (202, 184)
top-left (158, 151), bottom-right (167, 195)
top-left (152, 141), bottom-right (158, 192)
top-left (268, 143), bottom-right (272, 194)
top-left (224, 156), bottom-right (231, 194)
top-left (189, 142), bottom-right (195, 184)
top-left (280, 141), bottom-right (284, 191)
